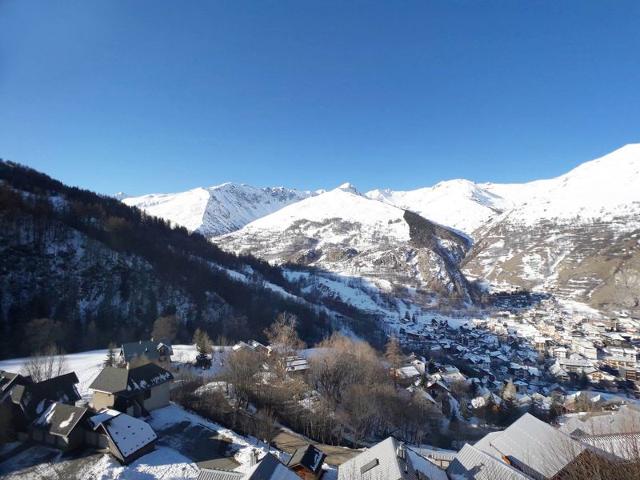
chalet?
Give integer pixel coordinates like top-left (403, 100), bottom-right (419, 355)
top-left (29, 402), bottom-right (90, 451)
top-left (396, 365), bottom-right (422, 385)
top-left (10, 372), bottom-right (81, 423)
top-left (285, 356), bottom-right (310, 374)
top-left (0, 370), bottom-right (31, 438)
top-left (337, 436), bottom-right (446, 480)
top-left (0, 370), bottom-right (29, 402)
top-left (89, 409), bottom-right (158, 464)
top-left (286, 444), bottom-right (326, 479)
top-left (198, 452), bottom-right (299, 480)
top-left (120, 340), bottom-right (173, 368)
top-left (425, 380), bottom-right (450, 402)
top-left (233, 340), bottom-right (269, 355)
top-left (89, 363), bottom-right (173, 416)
top-left (473, 413), bottom-right (615, 479)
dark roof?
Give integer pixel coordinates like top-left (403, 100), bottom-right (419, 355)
top-left (0, 370), bottom-right (30, 401)
top-left (32, 402), bottom-right (88, 438)
top-left (0, 370), bottom-right (21, 393)
top-left (89, 364), bottom-right (173, 395)
top-left (12, 372), bottom-right (81, 420)
top-left (247, 453), bottom-right (298, 480)
top-left (120, 340), bottom-right (162, 362)
top-left (287, 444), bottom-right (326, 474)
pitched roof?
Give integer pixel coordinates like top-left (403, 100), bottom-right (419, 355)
top-left (478, 413), bottom-right (586, 479)
top-left (0, 370), bottom-right (29, 402)
top-left (90, 409), bottom-right (157, 458)
top-left (244, 453), bottom-right (299, 480)
top-left (199, 453), bottom-right (298, 480)
top-left (197, 471), bottom-right (244, 480)
top-left (33, 402), bottom-right (88, 438)
top-left (560, 405), bottom-right (640, 437)
top-left (120, 340), bottom-right (161, 362)
top-left (11, 372), bottom-right (81, 419)
top-left (89, 364), bottom-right (173, 395)
top-left (287, 444), bottom-right (326, 474)
top-left (447, 444), bottom-right (533, 479)
top-left (337, 437), bottom-right (415, 480)
top-left (579, 432), bottom-right (640, 461)
top-left (0, 370), bottom-right (22, 394)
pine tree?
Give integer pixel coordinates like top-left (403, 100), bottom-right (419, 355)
top-left (104, 342), bottom-right (117, 367)
top-left (193, 328), bottom-right (212, 356)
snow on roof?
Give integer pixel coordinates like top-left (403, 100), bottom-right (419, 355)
top-left (448, 444), bottom-right (532, 480)
top-left (34, 402), bottom-right (88, 437)
top-left (89, 408), bottom-right (121, 430)
top-left (486, 413), bottom-right (586, 478)
top-left (397, 365), bottom-right (421, 379)
top-left (338, 437), bottom-right (416, 480)
top-left (91, 409), bottom-right (157, 458)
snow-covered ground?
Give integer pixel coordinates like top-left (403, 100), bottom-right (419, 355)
top-left (0, 346), bottom-right (304, 480)
top-left (0, 402), bottom-right (296, 480)
top-left (0, 344), bottom-right (215, 398)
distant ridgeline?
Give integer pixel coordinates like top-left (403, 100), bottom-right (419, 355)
top-left (0, 161), bottom-right (376, 358)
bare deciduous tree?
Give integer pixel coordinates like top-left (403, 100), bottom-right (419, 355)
top-left (23, 344), bottom-right (68, 382)
top-left (152, 314), bottom-right (178, 343)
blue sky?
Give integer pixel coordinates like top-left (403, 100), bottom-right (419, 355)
top-left (1, 1), bottom-right (639, 195)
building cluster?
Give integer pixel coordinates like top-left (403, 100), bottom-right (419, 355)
top-left (0, 340), bottom-right (173, 464)
top-left (395, 299), bottom-right (640, 419)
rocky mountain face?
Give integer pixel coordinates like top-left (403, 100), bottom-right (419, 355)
top-left (460, 145), bottom-right (640, 315)
top-left (122, 183), bottom-right (316, 236)
top-left (374, 145), bottom-right (640, 316)
top-left (218, 184), bottom-right (479, 305)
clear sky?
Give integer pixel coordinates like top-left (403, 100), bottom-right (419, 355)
top-left (1, 1), bottom-right (639, 195)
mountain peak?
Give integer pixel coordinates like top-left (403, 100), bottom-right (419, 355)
top-left (335, 182), bottom-right (360, 195)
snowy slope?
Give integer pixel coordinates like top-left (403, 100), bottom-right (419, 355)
top-left (366, 179), bottom-right (509, 234)
top-left (368, 144), bottom-right (640, 235)
top-left (462, 145), bottom-right (640, 313)
top-left (484, 143), bottom-right (640, 226)
top-left (218, 183), bottom-right (476, 303)
top-left (123, 183), bottom-right (315, 236)
top-left (233, 183), bottom-right (411, 247)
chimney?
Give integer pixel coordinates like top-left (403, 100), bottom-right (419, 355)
top-left (250, 449), bottom-right (259, 466)
top-left (396, 443), bottom-right (406, 460)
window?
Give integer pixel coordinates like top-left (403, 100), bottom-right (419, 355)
top-left (360, 458), bottom-right (379, 474)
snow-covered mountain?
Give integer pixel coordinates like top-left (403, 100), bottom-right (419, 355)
top-left (366, 179), bottom-right (510, 234)
top-left (121, 144), bottom-right (640, 316)
top-left (368, 144), bottom-right (640, 236)
top-left (218, 183), bottom-right (478, 305)
top-left (122, 183), bottom-right (316, 236)
top-left (461, 145), bottom-right (640, 313)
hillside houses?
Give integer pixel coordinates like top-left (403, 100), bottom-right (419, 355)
top-left (394, 296), bottom-right (640, 407)
top-left (89, 363), bottom-right (174, 416)
top-left (120, 340), bottom-right (173, 368)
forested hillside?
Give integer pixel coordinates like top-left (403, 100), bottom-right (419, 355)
top-left (0, 161), bottom-right (375, 358)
